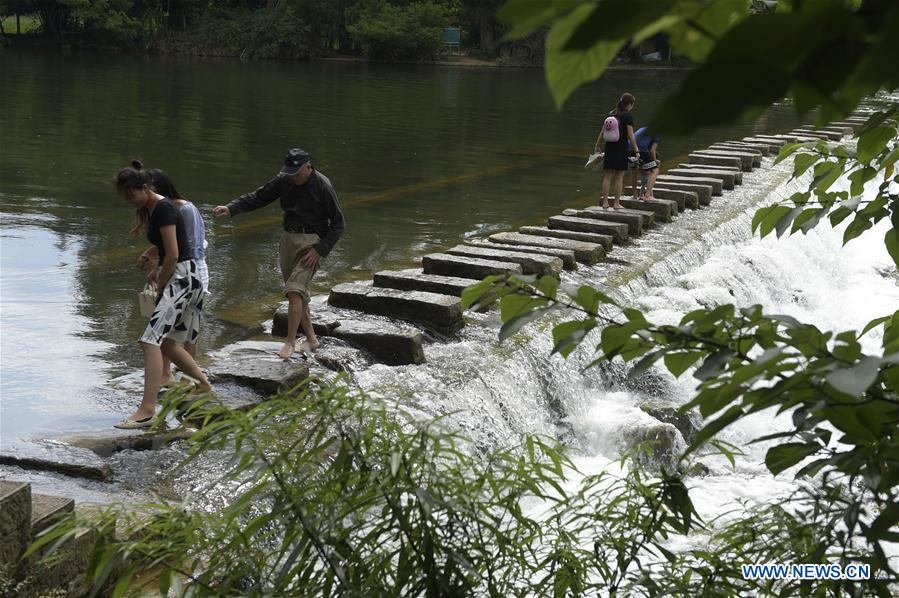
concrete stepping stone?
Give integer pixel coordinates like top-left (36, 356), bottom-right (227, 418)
top-left (713, 141), bottom-right (770, 156)
top-left (519, 225), bottom-right (614, 250)
top-left (487, 232), bottom-right (605, 264)
top-left (422, 252), bottom-right (522, 279)
top-left (62, 427), bottom-right (195, 458)
top-left (826, 121), bottom-right (861, 133)
top-left (273, 307), bottom-right (425, 365)
top-left (464, 238), bottom-right (577, 270)
top-left (373, 269), bottom-right (475, 296)
top-left (798, 125), bottom-right (850, 138)
top-left (652, 181), bottom-right (713, 205)
top-left (656, 174), bottom-right (724, 195)
top-left (688, 152), bottom-right (742, 170)
top-left (0, 442), bottom-right (112, 481)
top-left (692, 149), bottom-right (757, 170)
top-left (329, 281), bottom-right (463, 334)
top-left (792, 128), bottom-right (840, 140)
top-left (709, 144), bottom-right (765, 161)
top-left (615, 198), bottom-right (677, 221)
top-left (207, 341), bottom-right (311, 395)
top-left (327, 319), bottom-right (425, 365)
top-left (31, 494), bottom-right (75, 536)
top-left (627, 186), bottom-right (696, 210)
top-left (445, 243), bottom-right (564, 276)
top-left (665, 169), bottom-right (733, 190)
top-left (675, 163), bottom-right (743, 185)
top-left (1, 481), bottom-right (31, 569)
top-left (574, 207), bottom-right (652, 236)
top-left (547, 214), bottom-right (628, 243)
top-left (741, 137), bottom-right (786, 152)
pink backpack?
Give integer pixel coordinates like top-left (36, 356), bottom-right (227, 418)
top-left (602, 115), bottom-right (620, 142)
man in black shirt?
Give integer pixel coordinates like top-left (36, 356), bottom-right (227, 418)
top-left (213, 148), bottom-right (346, 360)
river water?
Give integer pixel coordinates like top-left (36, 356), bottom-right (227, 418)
top-left (1, 50), bottom-right (896, 530)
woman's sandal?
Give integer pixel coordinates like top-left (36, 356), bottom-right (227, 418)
top-left (113, 416), bottom-right (154, 430)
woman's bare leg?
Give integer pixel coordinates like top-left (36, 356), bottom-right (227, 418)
top-left (162, 339), bottom-right (212, 392)
top-left (601, 172), bottom-right (612, 209)
top-left (612, 171), bottom-right (625, 209)
top-left (133, 342), bottom-right (163, 420)
top-left (645, 168), bottom-right (660, 199)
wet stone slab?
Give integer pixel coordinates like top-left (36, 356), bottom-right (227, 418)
top-left (656, 174), bottom-right (724, 195)
top-left (711, 141), bottom-right (769, 156)
top-left (422, 252), bottom-right (522, 279)
top-left (61, 426), bottom-right (195, 458)
top-left (741, 136), bottom-right (787, 151)
top-left (692, 149), bottom-right (757, 170)
top-left (549, 214), bottom-right (629, 243)
top-left (329, 281), bottom-right (463, 334)
top-left (0, 481), bottom-right (30, 569)
top-left (614, 198), bottom-right (676, 222)
top-left (273, 304), bottom-right (426, 365)
top-left (445, 244), bottom-right (563, 277)
top-left (487, 232), bottom-right (605, 264)
top-left (518, 225), bottom-right (614, 250)
top-left (463, 238), bottom-right (577, 270)
top-left (577, 207), bottom-right (654, 236)
top-left (652, 181), bottom-right (712, 205)
top-left (627, 186), bottom-right (696, 210)
top-left (207, 341), bottom-right (311, 395)
top-left (688, 152), bottom-right (742, 171)
top-left (666, 168), bottom-right (735, 190)
top-left (675, 164), bottom-right (743, 185)
top-left (373, 269), bottom-right (474, 296)
top-left (0, 442), bottom-right (112, 481)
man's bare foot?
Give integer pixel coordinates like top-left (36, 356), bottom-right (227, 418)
top-left (298, 339), bottom-right (320, 356)
top-left (278, 342), bottom-right (295, 360)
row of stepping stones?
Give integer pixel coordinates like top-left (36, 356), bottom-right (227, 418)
top-left (303, 118), bottom-right (862, 365)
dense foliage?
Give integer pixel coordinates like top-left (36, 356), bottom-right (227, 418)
top-left (0, 0), bottom-right (532, 61)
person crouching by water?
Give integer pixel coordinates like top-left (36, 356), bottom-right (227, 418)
top-left (116, 160), bottom-right (212, 429)
top-left (137, 169), bottom-right (211, 386)
top-left (213, 148), bottom-right (346, 361)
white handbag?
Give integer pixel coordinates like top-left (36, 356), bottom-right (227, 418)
top-left (138, 282), bottom-right (158, 318)
top-left (585, 151), bottom-right (604, 171)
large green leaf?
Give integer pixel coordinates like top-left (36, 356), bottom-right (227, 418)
top-left (765, 442), bottom-right (820, 476)
top-left (856, 126), bottom-right (896, 163)
top-left (563, 0), bottom-right (678, 49)
top-left (545, 5), bottom-right (626, 108)
top-left (497, 0), bottom-right (583, 40)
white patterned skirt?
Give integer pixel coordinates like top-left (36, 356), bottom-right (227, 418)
top-left (140, 260), bottom-right (205, 346)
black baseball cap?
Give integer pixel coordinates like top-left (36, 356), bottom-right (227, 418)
top-left (280, 148), bottom-right (311, 175)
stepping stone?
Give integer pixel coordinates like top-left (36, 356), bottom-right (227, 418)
top-left (0, 442), bottom-right (112, 481)
top-left (826, 121), bottom-right (861, 133)
top-left (615, 198), bottom-right (676, 221)
top-left (328, 319), bottom-right (425, 365)
top-left (688, 152), bottom-right (742, 170)
top-left (62, 427), bottom-right (195, 458)
top-left (652, 182), bottom-right (712, 205)
top-left (422, 253), bottom-right (521, 279)
top-left (329, 281), bottom-right (463, 333)
top-left (713, 141), bottom-right (770, 156)
top-left (1, 481), bottom-right (30, 568)
top-left (445, 244), bottom-right (563, 277)
top-left (464, 238), bottom-right (577, 270)
top-left (547, 214), bottom-right (628, 243)
top-left (665, 169), bottom-right (734, 190)
top-left (792, 128), bottom-right (841, 140)
top-left (657, 174), bottom-right (723, 195)
top-left (373, 269), bottom-right (475, 296)
top-left (675, 163), bottom-right (743, 185)
top-left (692, 149), bottom-right (757, 170)
top-left (519, 226), bottom-right (613, 251)
top-left (273, 307), bottom-right (425, 365)
top-left (743, 136), bottom-right (788, 149)
top-left (207, 341), bottom-right (311, 395)
top-left (709, 143), bottom-right (765, 160)
top-left (741, 137), bottom-right (786, 152)
top-left (573, 207), bottom-right (650, 236)
top-left (798, 125), bottom-right (850, 138)
top-left (31, 494), bottom-right (75, 536)
top-left (628, 186), bottom-right (696, 210)
top-left (487, 232), bottom-right (605, 264)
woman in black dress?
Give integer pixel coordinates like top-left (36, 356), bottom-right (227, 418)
top-left (596, 93), bottom-right (640, 209)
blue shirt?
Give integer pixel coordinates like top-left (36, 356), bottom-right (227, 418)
top-left (628, 127), bottom-right (661, 153)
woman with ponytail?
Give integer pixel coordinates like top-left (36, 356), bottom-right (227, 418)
top-left (595, 92), bottom-right (640, 209)
top-left (115, 160), bottom-right (212, 429)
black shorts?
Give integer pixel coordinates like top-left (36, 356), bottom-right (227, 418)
top-left (603, 142), bottom-right (629, 171)
top-left (639, 151), bottom-right (660, 171)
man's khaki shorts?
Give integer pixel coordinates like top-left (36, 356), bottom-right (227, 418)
top-left (279, 232), bottom-right (319, 303)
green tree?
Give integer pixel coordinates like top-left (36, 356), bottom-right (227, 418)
top-left (347, 0), bottom-right (449, 60)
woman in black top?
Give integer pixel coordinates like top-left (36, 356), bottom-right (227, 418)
top-left (114, 160), bottom-right (212, 429)
top-left (596, 93), bottom-right (640, 209)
